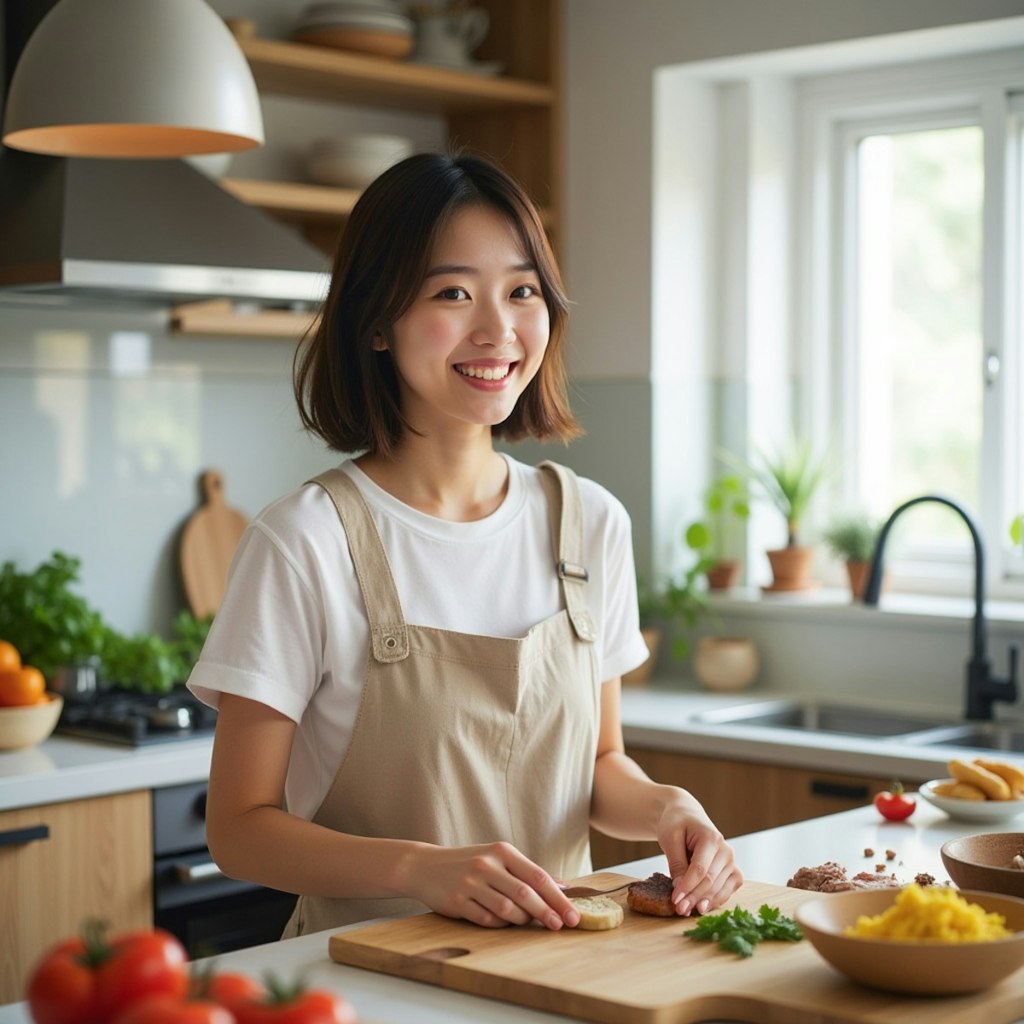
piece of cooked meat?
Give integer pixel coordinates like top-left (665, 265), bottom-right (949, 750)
top-left (626, 871), bottom-right (676, 916)
top-left (787, 861), bottom-right (899, 892)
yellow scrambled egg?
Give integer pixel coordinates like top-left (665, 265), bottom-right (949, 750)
top-left (844, 884), bottom-right (1011, 943)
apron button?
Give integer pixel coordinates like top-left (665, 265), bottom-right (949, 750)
top-left (383, 634), bottom-right (399, 650)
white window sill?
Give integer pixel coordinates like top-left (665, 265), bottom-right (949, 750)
top-left (709, 587), bottom-right (1024, 632)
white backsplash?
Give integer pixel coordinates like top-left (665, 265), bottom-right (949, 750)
top-left (0, 304), bottom-right (334, 636)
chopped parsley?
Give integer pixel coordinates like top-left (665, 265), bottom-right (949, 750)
top-left (687, 904), bottom-right (803, 958)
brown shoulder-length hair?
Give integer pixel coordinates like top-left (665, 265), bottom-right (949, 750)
top-left (293, 151), bottom-right (580, 456)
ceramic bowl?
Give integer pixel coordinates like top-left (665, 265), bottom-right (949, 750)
top-left (942, 833), bottom-right (1024, 898)
top-left (307, 133), bottom-right (414, 188)
top-left (918, 779), bottom-right (1024, 822)
top-left (795, 886), bottom-right (1024, 995)
top-left (0, 694), bottom-right (63, 750)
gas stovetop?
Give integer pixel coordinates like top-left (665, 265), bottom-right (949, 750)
top-left (55, 686), bottom-right (217, 746)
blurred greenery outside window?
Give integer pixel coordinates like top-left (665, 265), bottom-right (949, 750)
top-left (821, 71), bottom-right (1023, 591)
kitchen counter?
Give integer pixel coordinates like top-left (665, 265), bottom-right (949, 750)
top-left (0, 734), bottom-right (212, 811)
top-left (2, 683), bottom-right (1018, 812)
top-left (0, 801), bottom-right (1011, 1023)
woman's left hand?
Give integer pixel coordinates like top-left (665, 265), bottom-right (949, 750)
top-left (656, 797), bottom-right (743, 917)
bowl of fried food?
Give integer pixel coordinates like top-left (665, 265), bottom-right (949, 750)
top-left (795, 883), bottom-right (1024, 995)
top-left (942, 833), bottom-right (1024, 900)
top-left (918, 757), bottom-right (1024, 822)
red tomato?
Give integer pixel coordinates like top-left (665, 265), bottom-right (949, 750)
top-left (112, 995), bottom-right (235, 1024)
top-left (233, 988), bottom-right (357, 1024)
top-left (874, 780), bottom-right (916, 821)
top-left (199, 971), bottom-right (266, 1014)
top-left (26, 923), bottom-right (188, 1024)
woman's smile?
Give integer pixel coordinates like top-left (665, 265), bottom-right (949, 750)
top-left (453, 360), bottom-right (518, 385)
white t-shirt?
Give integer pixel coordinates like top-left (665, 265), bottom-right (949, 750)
top-left (188, 455), bottom-right (649, 819)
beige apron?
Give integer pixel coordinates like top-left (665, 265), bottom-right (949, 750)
top-left (282, 461), bottom-right (601, 936)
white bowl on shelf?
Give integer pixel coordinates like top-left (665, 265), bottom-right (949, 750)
top-left (307, 134), bottom-right (414, 188)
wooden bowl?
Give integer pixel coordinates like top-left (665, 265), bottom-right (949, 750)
top-left (795, 887), bottom-right (1024, 995)
top-left (942, 833), bottom-right (1024, 898)
top-left (0, 693), bottom-right (63, 750)
top-left (291, 26), bottom-right (413, 59)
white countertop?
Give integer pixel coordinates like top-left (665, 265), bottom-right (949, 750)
top-left (0, 801), bottom-right (1007, 1023)
top-left (2, 684), bottom-right (1019, 812)
top-left (0, 734), bottom-right (212, 811)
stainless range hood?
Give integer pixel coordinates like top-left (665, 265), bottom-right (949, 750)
top-left (0, 0), bottom-right (329, 309)
top-left (0, 152), bottom-right (330, 307)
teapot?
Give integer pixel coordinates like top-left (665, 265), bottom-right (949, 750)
top-left (412, 4), bottom-right (489, 68)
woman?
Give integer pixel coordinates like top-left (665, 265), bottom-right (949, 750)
top-left (189, 152), bottom-right (742, 936)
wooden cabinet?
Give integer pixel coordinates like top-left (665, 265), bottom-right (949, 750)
top-left (590, 747), bottom-right (919, 870)
top-left (0, 790), bottom-right (152, 1004)
top-left (228, 1), bottom-right (561, 254)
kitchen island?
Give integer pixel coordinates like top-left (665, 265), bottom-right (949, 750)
top-left (2, 801), bottom-right (1020, 1023)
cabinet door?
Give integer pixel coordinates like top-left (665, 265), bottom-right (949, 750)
top-left (589, 748), bottom-right (903, 870)
top-left (0, 790), bottom-right (152, 1004)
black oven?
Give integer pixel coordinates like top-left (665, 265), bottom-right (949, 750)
top-left (153, 782), bottom-right (296, 957)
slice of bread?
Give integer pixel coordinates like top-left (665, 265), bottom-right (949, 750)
top-left (569, 895), bottom-right (624, 930)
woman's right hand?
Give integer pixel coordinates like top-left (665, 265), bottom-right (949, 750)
top-left (397, 841), bottom-right (581, 930)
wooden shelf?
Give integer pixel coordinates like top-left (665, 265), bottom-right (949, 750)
top-left (238, 35), bottom-right (554, 114)
top-left (171, 299), bottom-right (317, 339)
top-left (221, 177), bottom-right (359, 222)
top-left (221, 176), bottom-right (553, 230)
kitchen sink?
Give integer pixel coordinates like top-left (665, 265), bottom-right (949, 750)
top-left (902, 723), bottom-right (1024, 753)
top-left (693, 699), bottom-right (952, 738)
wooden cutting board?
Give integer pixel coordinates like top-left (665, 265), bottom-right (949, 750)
top-left (179, 469), bottom-right (249, 618)
top-left (329, 874), bottom-right (1024, 1024)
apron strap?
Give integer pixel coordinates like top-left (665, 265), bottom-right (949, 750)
top-left (537, 461), bottom-right (597, 643)
top-left (308, 469), bottom-right (410, 663)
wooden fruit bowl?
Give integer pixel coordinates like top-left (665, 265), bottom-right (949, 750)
top-left (0, 693), bottom-right (63, 750)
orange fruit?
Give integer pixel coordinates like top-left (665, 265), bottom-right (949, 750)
top-left (0, 640), bottom-right (21, 673)
top-left (0, 666), bottom-right (46, 707)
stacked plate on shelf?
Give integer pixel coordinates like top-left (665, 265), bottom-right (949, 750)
top-left (291, 2), bottom-right (415, 59)
top-left (307, 134), bottom-right (414, 189)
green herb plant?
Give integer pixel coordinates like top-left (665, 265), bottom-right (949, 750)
top-left (1012, 515), bottom-right (1023, 547)
top-left (822, 512), bottom-right (879, 564)
top-left (0, 550), bottom-right (212, 692)
top-left (684, 475), bottom-right (750, 564)
top-left (637, 559), bottom-right (712, 661)
top-left (687, 904), bottom-right (803, 958)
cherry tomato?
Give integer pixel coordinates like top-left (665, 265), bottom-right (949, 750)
top-left (196, 970), bottom-right (266, 1014)
top-left (112, 995), bottom-right (235, 1024)
top-left (232, 979), bottom-right (356, 1024)
top-left (26, 922), bottom-right (188, 1024)
top-left (874, 780), bottom-right (916, 821)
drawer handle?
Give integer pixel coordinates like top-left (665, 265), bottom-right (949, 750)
top-left (175, 860), bottom-right (225, 884)
top-left (810, 780), bottom-right (869, 801)
top-left (0, 824), bottom-right (50, 848)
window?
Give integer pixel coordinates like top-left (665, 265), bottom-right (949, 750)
top-left (652, 30), bottom-right (1024, 597)
top-left (809, 55), bottom-right (1024, 592)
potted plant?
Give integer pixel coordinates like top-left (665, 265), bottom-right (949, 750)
top-left (823, 512), bottom-right (880, 600)
top-left (625, 563), bottom-right (710, 686)
top-left (726, 434), bottom-right (830, 592)
top-left (684, 474), bottom-right (750, 590)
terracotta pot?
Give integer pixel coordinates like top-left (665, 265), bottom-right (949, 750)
top-left (705, 560), bottom-right (740, 591)
top-left (693, 636), bottom-right (759, 692)
top-left (622, 626), bottom-right (661, 687)
top-left (845, 560), bottom-right (871, 601)
top-left (763, 546), bottom-right (816, 593)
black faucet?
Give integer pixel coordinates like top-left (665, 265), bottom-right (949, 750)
top-left (862, 494), bottom-right (1019, 721)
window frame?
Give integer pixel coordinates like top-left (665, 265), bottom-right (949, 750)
top-left (797, 49), bottom-right (1024, 596)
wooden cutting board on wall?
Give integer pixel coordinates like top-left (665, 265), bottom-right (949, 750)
top-left (179, 469), bottom-right (249, 618)
top-left (329, 875), bottom-right (1024, 1024)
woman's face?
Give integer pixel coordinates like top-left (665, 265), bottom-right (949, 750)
top-left (380, 204), bottom-right (550, 441)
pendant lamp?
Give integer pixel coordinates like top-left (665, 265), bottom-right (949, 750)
top-left (2, 0), bottom-right (264, 158)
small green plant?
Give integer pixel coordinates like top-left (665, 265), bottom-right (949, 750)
top-left (684, 475), bottom-right (750, 563)
top-left (823, 512), bottom-right (879, 564)
top-left (723, 433), bottom-right (831, 547)
top-left (0, 550), bottom-right (212, 691)
top-left (637, 561), bottom-right (711, 661)
top-left (1012, 515), bottom-right (1023, 547)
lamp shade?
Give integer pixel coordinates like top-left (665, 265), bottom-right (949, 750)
top-left (2, 0), bottom-right (264, 158)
